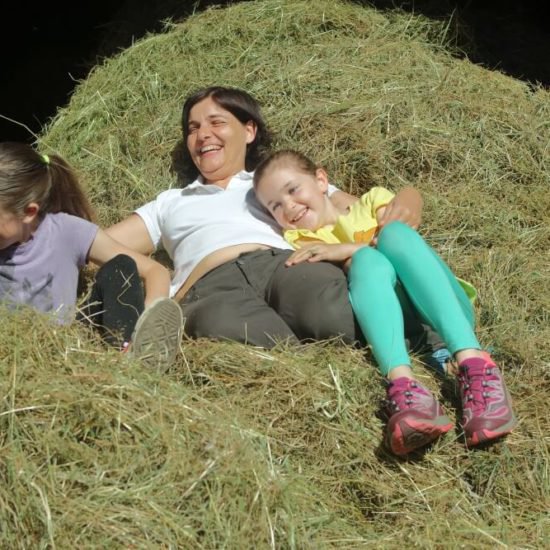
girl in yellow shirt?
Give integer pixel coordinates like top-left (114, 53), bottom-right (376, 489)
top-left (254, 149), bottom-right (516, 456)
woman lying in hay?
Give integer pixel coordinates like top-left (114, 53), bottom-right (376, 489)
top-left (107, 85), bottom-right (425, 348)
top-left (106, 85), bottom-right (516, 456)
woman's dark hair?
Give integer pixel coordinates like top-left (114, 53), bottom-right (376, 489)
top-left (0, 142), bottom-right (95, 221)
top-left (253, 149), bottom-right (318, 190)
top-left (177, 86), bottom-right (273, 181)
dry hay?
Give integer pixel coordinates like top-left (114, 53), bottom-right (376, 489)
top-left (1, 0), bottom-right (549, 547)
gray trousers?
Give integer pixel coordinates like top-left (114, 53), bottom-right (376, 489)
top-left (179, 248), bottom-right (442, 351)
top-left (179, 248), bottom-right (358, 348)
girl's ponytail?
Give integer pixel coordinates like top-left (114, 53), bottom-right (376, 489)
top-left (44, 153), bottom-right (95, 221)
top-left (0, 142), bottom-right (95, 221)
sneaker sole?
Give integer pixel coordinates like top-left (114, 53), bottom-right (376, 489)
top-left (465, 415), bottom-right (518, 447)
top-left (129, 298), bottom-right (183, 372)
top-left (390, 417), bottom-right (454, 456)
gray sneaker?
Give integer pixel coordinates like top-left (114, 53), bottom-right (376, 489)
top-left (129, 298), bottom-right (183, 371)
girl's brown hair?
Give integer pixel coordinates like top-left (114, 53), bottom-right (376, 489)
top-left (253, 149), bottom-right (318, 190)
top-left (0, 142), bottom-right (95, 221)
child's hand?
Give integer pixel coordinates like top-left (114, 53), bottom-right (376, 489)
top-left (285, 243), bottom-right (362, 266)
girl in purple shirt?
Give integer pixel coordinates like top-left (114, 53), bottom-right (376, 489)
top-left (0, 142), bottom-right (182, 370)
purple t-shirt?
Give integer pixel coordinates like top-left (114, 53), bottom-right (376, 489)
top-left (0, 212), bottom-right (98, 323)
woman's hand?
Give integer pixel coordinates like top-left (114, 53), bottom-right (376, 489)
top-left (377, 186), bottom-right (423, 230)
top-left (285, 243), bottom-right (364, 266)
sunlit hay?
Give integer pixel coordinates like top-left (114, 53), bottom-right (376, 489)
top-left (4, 0), bottom-right (548, 546)
top-left (1, 307), bottom-right (368, 547)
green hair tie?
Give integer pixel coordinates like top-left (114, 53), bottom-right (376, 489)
top-left (41, 154), bottom-right (50, 165)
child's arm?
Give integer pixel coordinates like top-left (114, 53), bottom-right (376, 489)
top-left (88, 229), bottom-right (171, 306)
top-left (376, 206), bottom-right (387, 223)
top-left (329, 190), bottom-right (359, 213)
top-left (370, 205), bottom-right (387, 245)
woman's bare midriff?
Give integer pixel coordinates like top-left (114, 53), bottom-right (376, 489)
top-left (174, 243), bottom-right (271, 302)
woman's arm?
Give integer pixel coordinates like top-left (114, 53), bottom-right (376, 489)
top-left (105, 213), bottom-right (156, 255)
top-left (285, 242), bottom-right (366, 267)
top-left (377, 186), bottom-right (423, 229)
top-left (331, 187), bottom-right (423, 229)
top-left (88, 229), bottom-right (171, 306)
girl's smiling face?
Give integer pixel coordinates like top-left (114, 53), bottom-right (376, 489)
top-left (255, 165), bottom-right (333, 231)
top-left (0, 203), bottom-right (39, 250)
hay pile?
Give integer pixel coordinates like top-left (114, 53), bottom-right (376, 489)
top-left (2, 0), bottom-right (549, 547)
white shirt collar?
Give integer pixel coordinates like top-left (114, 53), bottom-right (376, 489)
top-left (185, 170), bottom-right (254, 193)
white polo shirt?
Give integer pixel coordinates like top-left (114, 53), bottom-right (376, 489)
top-left (136, 171), bottom-right (295, 297)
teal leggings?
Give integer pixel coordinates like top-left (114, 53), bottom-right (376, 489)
top-left (348, 222), bottom-right (480, 376)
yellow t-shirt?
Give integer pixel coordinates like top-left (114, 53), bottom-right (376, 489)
top-left (283, 187), bottom-right (477, 303)
top-left (284, 187), bottom-right (394, 247)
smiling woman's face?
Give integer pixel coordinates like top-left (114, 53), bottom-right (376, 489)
top-left (186, 96), bottom-right (256, 186)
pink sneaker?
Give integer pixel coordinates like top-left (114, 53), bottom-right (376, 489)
top-left (458, 357), bottom-right (518, 447)
top-left (386, 377), bottom-right (453, 456)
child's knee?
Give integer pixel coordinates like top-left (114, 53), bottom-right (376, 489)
top-left (349, 246), bottom-right (395, 283)
top-left (96, 254), bottom-right (138, 283)
top-left (377, 221), bottom-right (422, 257)
top-left (378, 221), bottom-right (412, 242)
top-left (112, 254), bottom-right (138, 271)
